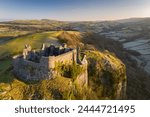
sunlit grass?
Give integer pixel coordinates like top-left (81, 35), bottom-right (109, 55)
top-left (0, 32), bottom-right (57, 58)
top-left (0, 31), bottom-right (80, 83)
top-left (0, 59), bottom-right (14, 83)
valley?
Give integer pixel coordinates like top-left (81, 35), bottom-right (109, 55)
top-left (0, 18), bottom-right (150, 100)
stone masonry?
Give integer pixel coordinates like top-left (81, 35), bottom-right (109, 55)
top-left (13, 43), bottom-right (88, 86)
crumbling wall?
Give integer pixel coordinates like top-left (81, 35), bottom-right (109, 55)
top-left (13, 49), bottom-right (77, 81)
top-left (13, 50), bottom-right (77, 81)
top-left (13, 57), bottom-right (52, 81)
top-left (12, 44), bottom-right (88, 84)
top-left (48, 49), bottom-right (77, 68)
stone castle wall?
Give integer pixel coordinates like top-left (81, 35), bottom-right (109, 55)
top-left (13, 44), bottom-right (88, 87)
top-left (13, 49), bottom-right (79, 81)
top-left (13, 56), bottom-right (52, 81)
top-left (48, 49), bottom-right (77, 68)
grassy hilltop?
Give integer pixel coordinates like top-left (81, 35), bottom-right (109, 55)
top-left (0, 29), bottom-right (126, 100)
top-left (0, 19), bottom-right (149, 100)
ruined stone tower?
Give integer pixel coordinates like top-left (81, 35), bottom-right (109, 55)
top-left (13, 43), bottom-right (88, 86)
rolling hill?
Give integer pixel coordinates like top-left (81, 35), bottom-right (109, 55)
top-left (0, 30), bottom-right (126, 100)
top-left (0, 18), bottom-right (150, 99)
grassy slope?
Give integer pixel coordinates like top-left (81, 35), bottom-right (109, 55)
top-left (0, 59), bottom-right (14, 83)
top-left (0, 31), bottom-right (61, 83)
top-left (56, 31), bottom-right (127, 99)
top-left (0, 31), bottom-right (85, 100)
top-left (0, 31), bottom-right (81, 58)
top-left (0, 32), bottom-right (53, 57)
top-left (0, 31), bottom-right (78, 99)
top-left (84, 50), bottom-right (126, 99)
top-left (0, 24), bottom-right (32, 38)
top-left (83, 32), bottom-right (150, 99)
top-left (0, 76), bottom-right (71, 100)
top-left (0, 30), bottom-right (126, 100)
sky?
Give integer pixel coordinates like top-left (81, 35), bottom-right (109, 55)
top-left (0, 0), bottom-right (150, 21)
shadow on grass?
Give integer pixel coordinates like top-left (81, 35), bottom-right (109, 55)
top-left (0, 58), bottom-right (15, 83)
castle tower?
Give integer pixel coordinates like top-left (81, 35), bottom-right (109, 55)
top-left (25, 44), bottom-right (32, 52)
top-left (13, 43), bottom-right (88, 84)
top-left (41, 43), bottom-right (45, 50)
top-left (23, 49), bottom-right (28, 59)
top-left (23, 44), bottom-right (32, 59)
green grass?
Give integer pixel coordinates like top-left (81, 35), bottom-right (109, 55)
top-left (0, 59), bottom-right (11, 72)
top-left (0, 31), bottom-right (62, 83)
top-left (0, 33), bottom-right (46, 57)
top-left (0, 30), bottom-right (127, 100)
top-left (0, 31), bottom-right (81, 84)
top-left (0, 30), bottom-right (87, 99)
top-left (0, 31), bottom-right (81, 59)
top-left (0, 31), bottom-right (61, 59)
top-left (0, 59), bottom-right (14, 83)
top-left (0, 31), bottom-right (30, 37)
top-left (83, 50), bottom-right (126, 99)
top-left (55, 62), bottom-right (84, 79)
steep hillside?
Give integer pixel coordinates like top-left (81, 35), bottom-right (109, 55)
top-left (0, 50), bottom-right (126, 100)
top-left (0, 31), bottom-right (127, 100)
top-left (51, 31), bottom-right (127, 99)
top-left (83, 32), bottom-right (150, 99)
top-left (1, 19), bottom-right (150, 100)
top-left (84, 50), bottom-right (126, 99)
top-left (56, 31), bottom-right (82, 47)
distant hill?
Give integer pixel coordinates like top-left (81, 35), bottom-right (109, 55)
top-left (9, 19), bottom-right (64, 25)
top-left (116, 17), bottom-right (150, 23)
top-left (0, 19), bottom-right (14, 22)
top-left (0, 18), bottom-right (150, 99)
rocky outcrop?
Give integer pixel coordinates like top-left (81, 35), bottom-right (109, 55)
top-left (75, 64), bottom-right (88, 87)
top-left (85, 50), bottom-right (127, 99)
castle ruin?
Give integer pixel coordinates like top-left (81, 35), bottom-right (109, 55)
top-left (13, 43), bottom-right (88, 86)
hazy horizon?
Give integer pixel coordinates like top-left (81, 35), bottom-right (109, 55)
top-left (0, 0), bottom-right (150, 21)
top-left (1, 17), bottom-right (150, 22)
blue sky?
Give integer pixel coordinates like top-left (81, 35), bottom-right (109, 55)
top-left (0, 0), bottom-right (150, 21)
